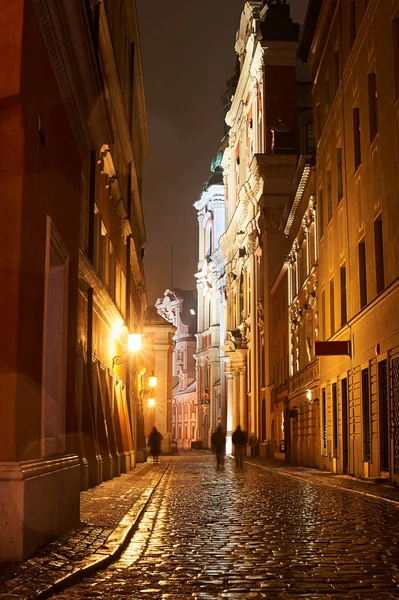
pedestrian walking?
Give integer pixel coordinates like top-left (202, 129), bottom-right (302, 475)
top-left (232, 425), bottom-right (247, 468)
top-left (211, 424), bottom-right (226, 469)
top-left (148, 426), bottom-right (163, 463)
top-left (249, 432), bottom-right (258, 457)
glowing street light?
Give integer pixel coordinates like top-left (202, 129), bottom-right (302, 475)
top-left (113, 331), bottom-right (142, 367)
top-left (148, 371), bottom-right (157, 388)
top-left (128, 333), bottom-right (142, 352)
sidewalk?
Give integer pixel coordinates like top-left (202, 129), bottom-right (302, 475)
top-left (0, 459), bottom-right (171, 600)
top-left (244, 455), bottom-right (399, 505)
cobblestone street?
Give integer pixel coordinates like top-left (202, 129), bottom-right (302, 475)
top-left (50, 453), bottom-right (399, 599)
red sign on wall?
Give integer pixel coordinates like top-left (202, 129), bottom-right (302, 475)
top-left (314, 341), bottom-right (351, 356)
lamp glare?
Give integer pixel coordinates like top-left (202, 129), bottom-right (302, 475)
top-left (148, 398), bottom-right (155, 408)
top-left (148, 371), bottom-right (157, 388)
top-left (128, 333), bottom-right (142, 352)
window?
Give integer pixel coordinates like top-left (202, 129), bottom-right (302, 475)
top-left (332, 382), bottom-right (338, 455)
top-left (333, 50), bottom-right (340, 96)
top-left (99, 220), bottom-right (107, 283)
top-left (321, 387), bottom-right (327, 453)
top-left (115, 259), bottom-right (122, 311)
top-left (362, 367), bottom-right (371, 461)
top-left (340, 264), bottom-right (347, 326)
top-left (368, 73), bottom-right (378, 142)
top-left (330, 278), bottom-right (335, 336)
top-left (120, 270), bottom-right (126, 318)
top-left (349, 1), bottom-right (356, 48)
top-left (305, 121), bottom-right (315, 154)
top-left (93, 204), bottom-right (101, 272)
top-left (129, 42), bottom-right (135, 129)
top-left (393, 20), bottom-right (399, 100)
top-left (353, 107), bottom-right (361, 170)
top-left (374, 216), bottom-right (385, 294)
top-left (109, 243), bottom-right (116, 300)
top-left (358, 238), bottom-right (367, 309)
top-left (205, 221), bottom-right (213, 257)
top-left (43, 219), bottom-right (69, 456)
top-left (321, 288), bottom-right (326, 340)
top-left (327, 170), bottom-right (332, 222)
top-left (316, 103), bottom-right (321, 141)
top-left (318, 189), bottom-right (324, 239)
top-left (337, 148), bottom-right (343, 203)
top-left (324, 80), bottom-right (330, 118)
top-left (308, 223), bottom-right (315, 268)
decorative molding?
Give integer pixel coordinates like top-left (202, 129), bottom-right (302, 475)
top-left (32, 0), bottom-right (111, 156)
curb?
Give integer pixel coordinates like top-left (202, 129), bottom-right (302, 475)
top-left (2, 462), bottom-right (171, 600)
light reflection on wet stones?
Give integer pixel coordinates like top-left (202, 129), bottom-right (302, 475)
top-left (51, 454), bottom-right (399, 599)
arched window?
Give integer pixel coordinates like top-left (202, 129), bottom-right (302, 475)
top-left (205, 221), bottom-right (213, 257)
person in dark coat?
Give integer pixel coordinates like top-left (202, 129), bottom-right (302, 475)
top-left (232, 425), bottom-right (247, 468)
top-left (211, 424), bottom-right (226, 468)
top-left (148, 427), bottom-right (163, 463)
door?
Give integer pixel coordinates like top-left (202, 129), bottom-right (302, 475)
top-left (378, 360), bottom-right (389, 473)
top-left (391, 356), bottom-right (399, 484)
top-left (342, 378), bottom-right (349, 474)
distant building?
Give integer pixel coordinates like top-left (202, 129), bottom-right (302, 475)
top-left (142, 307), bottom-right (175, 456)
top-left (194, 153), bottom-right (226, 449)
top-left (155, 289), bottom-right (197, 449)
top-left (219, 0), bottom-right (301, 454)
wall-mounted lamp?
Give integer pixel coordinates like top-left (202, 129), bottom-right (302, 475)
top-left (148, 370), bottom-right (157, 388)
top-left (148, 398), bottom-right (155, 408)
top-left (112, 333), bottom-right (142, 367)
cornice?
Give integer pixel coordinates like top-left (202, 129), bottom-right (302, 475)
top-left (99, 7), bottom-right (133, 164)
top-left (32, 0), bottom-right (112, 156)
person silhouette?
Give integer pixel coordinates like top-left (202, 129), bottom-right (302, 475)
top-left (232, 425), bottom-right (247, 468)
top-left (148, 426), bottom-right (163, 463)
top-left (211, 424), bottom-right (226, 468)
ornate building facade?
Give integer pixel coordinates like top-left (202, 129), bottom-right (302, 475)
top-left (219, 0), bottom-right (301, 453)
top-left (155, 289), bottom-right (197, 449)
top-left (302, 0), bottom-right (399, 481)
top-left (194, 155), bottom-right (226, 448)
top-left (0, 0), bottom-right (149, 560)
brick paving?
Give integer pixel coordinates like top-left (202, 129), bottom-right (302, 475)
top-left (48, 453), bottom-right (399, 600)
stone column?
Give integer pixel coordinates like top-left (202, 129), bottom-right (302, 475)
top-left (226, 370), bottom-right (234, 455)
top-left (239, 366), bottom-right (248, 434)
top-left (233, 367), bottom-right (240, 430)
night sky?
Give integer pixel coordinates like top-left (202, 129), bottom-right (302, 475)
top-left (137, 0), bottom-right (309, 306)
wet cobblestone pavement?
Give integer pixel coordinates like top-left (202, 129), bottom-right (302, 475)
top-left (0, 461), bottom-right (168, 599)
top-left (50, 454), bottom-right (399, 599)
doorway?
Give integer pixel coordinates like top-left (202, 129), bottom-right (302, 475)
top-left (378, 360), bottom-right (389, 473)
top-left (342, 377), bottom-right (349, 474)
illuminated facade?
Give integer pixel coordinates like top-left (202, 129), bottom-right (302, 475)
top-left (284, 160), bottom-right (319, 467)
top-left (142, 307), bottom-right (175, 455)
top-left (0, 0), bottom-right (149, 560)
top-left (219, 1), bottom-right (300, 453)
top-left (194, 154), bottom-right (226, 448)
top-left (302, 0), bottom-right (399, 481)
top-left (155, 289), bottom-right (197, 449)
top-left (76, 0), bottom-right (148, 485)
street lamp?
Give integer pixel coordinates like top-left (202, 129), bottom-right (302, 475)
top-left (112, 333), bottom-right (142, 367)
top-left (148, 371), bottom-right (157, 388)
